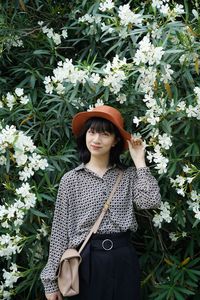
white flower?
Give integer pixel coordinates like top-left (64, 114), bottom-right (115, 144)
top-left (37, 158), bottom-right (48, 170)
top-left (176, 175), bottom-right (186, 186)
top-left (169, 232), bottom-right (178, 242)
top-left (176, 188), bottom-right (185, 197)
top-left (3, 264), bottom-right (20, 288)
top-left (14, 153), bottom-right (28, 166)
top-left (192, 9), bottom-right (199, 20)
top-left (183, 165), bottom-right (190, 173)
top-left (56, 83), bottom-right (65, 95)
top-left (118, 4), bottom-right (143, 26)
top-left (186, 105), bottom-right (199, 118)
top-left (116, 94), bottom-right (126, 104)
top-left (152, 0), bottom-right (163, 9)
top-left (194, 86), bottom-right (200, 102)
top-left (160, 4), bottom-right (170, 16)
top-left (179, 54), bottom-right (187, 65)
top-left (0, 234), bottom-right (11, 245)
top-left (155, 156), bottom-right (168, 174)
top-left (145, 109), bottom-right (160, 125)
top-left (152, 213), bottom-right (163, 228)
top-left (16, 183), bottom-right (31, 198)
top-left (0, 156), bottom-right (6, 165)
top-left (24, 193), bottom-right (36, 209)
top-left (133, 116), bottom-right (140, 127)
top-left (62, 29), bottom-right (68, 38)
top-left (177, 101), bottom-right (186, 111)
top-left (102, 55), bottom-right (128, 94)
top-left (152, 145), bottom-right (169, 174)
top-left (7, 205), bottom-right (17, 218)
top-left (143, 94), bottom-right (157, 108)
top-left (1, 221), bottom-right (10, 228)
top-left (93, 99), bottom-right (104, 108)
top-left (90, 73), bottom-right (101, 84)
top-left (174, 4), bottom-right (185, 15)
top-left (137, 66), bottom-right (157, 93)
top-left (191, 190), bottom-right (199, 201)
top-left (153, 201), bottom-right (172, 228)
top-left (6, 92), bottom-right (15, 110)
top-left (37, 223), bottom-right (49, 239)
top-left (99, 0), bottom-right (114, 12)
top-left (20, 95), bottom-right (29, 105)
top-left (133, 35), bottom-right (164, 66)
top-left (15, 88), bottom-right (24, 97)
top-left (11, 37), bottom-right (23, 48)
top-left (3, 290), bottom-right (12, 300)
top-left (158, 133), bottom-right (172, 150)
top-left (79, 14), bottom-right (95, 24)
top-left (44, 76), bottom-right (51, 85)
top-left (0, 205), bottom-right (8, 219)
top-left (146, 151), bottom-right (154, 163)
top-left (52, 33), bottom-right (61, 45)
top-left (14, 131), bottom-right (36, 153)
top-left (103, 70), bottom-right (126, 93)
top-left (19, 166), bottom-right (34, 181)
top-left (101, 23), bottom-right (115, 33)
top-left (161, 64), bottom-right (174, 83)
top-left (38, 21), bottom-right (44, 26)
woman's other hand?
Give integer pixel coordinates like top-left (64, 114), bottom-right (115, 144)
top-left (127, 136), bottom-right (146, 169)
top-left (45, 291), bottom-right (63, 300)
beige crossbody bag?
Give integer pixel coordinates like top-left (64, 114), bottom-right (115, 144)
top-left (57, 170), bottom-right (123, 297)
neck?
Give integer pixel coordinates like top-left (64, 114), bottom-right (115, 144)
top-left (86, 155), bottom-right (110, 171)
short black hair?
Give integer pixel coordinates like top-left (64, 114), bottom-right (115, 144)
top-left (76, 117), bottom-right (124, 166)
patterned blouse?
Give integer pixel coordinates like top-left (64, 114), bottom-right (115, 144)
top-left (40, 163), bottom-right (161, 293)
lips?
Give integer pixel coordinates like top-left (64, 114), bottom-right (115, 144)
top-left (91, 144), bottom-right (102, 150)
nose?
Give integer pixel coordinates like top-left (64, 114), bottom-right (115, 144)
top-left (93, 133), bottom-right (101, 143)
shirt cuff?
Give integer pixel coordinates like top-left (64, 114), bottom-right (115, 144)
top-left (43, 279), bottom-right (59, 294)
top-left (136, 167), bottom-right (151, 175)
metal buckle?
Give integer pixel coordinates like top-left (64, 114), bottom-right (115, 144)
top-left (102, 239), bottom-right (113, 251)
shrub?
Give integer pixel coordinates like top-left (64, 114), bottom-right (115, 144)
top-left (0, 1), bottom-right (200, 299)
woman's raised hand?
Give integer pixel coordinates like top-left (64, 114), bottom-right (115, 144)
top-left (45, 291), bottom-right (63, 300)
top-left (127, 136), bottom-right (146, 169)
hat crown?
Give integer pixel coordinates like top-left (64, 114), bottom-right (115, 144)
top-left (91, 105), bottom-right (124, 126)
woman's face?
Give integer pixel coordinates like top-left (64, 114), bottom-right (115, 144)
top-left (86, 127), bottom-right (117, 158)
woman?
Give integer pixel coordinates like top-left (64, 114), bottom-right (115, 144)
top-left (41, 105), bottom-right (161, 300)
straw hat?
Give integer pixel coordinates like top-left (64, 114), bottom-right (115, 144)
top-left (72, 105), bottom-right (131, 149)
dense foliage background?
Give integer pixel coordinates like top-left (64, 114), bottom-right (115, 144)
top-left (0, 0), bottom-right (200, 299)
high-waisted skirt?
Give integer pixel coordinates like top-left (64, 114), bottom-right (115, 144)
top-left (70, 231), bottom-right (140, 300)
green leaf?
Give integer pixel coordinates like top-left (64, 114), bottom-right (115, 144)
top-left (30, 208), bottom-right (48, 218)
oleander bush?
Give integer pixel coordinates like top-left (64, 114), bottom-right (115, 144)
top-left (0, 1), bottom-right (200, 299)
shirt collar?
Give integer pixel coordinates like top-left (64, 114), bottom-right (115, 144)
top-left (74, 163), bottom-right (117, 172)
top-left (74, 163), bottom-right (85, 171)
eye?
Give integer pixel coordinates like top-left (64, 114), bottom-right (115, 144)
top-left (102, 131), bottom-right (110, 136)
top-left (88, 128), bottom-right (95, 134)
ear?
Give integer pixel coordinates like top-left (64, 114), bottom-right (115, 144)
top-left (112, 137), bottom-right (120, 147)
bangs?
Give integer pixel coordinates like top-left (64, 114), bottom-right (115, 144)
top-left (86, 117), bottom-right (116, 134)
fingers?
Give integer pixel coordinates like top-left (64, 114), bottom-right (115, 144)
top-left (45, 292), bottom-right (62, 300)
top-left (58, 293), bottom-right (63, 300)
top-left (130, 136), bottom-right (143, 146)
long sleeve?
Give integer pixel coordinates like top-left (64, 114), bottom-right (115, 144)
top-left (40, 176), bottom-right (69, 294)
top-left (130, 167), bottom-right (161, 209)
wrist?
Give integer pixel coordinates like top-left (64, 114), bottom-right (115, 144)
top-left (134, 160), bottom-right (146, 169)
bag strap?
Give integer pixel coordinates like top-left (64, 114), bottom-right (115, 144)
top-left (78, 170), bottom-right (123, 254)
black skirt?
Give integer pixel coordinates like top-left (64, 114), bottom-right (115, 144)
top-left (71, 231), bottom-right (140, 300)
